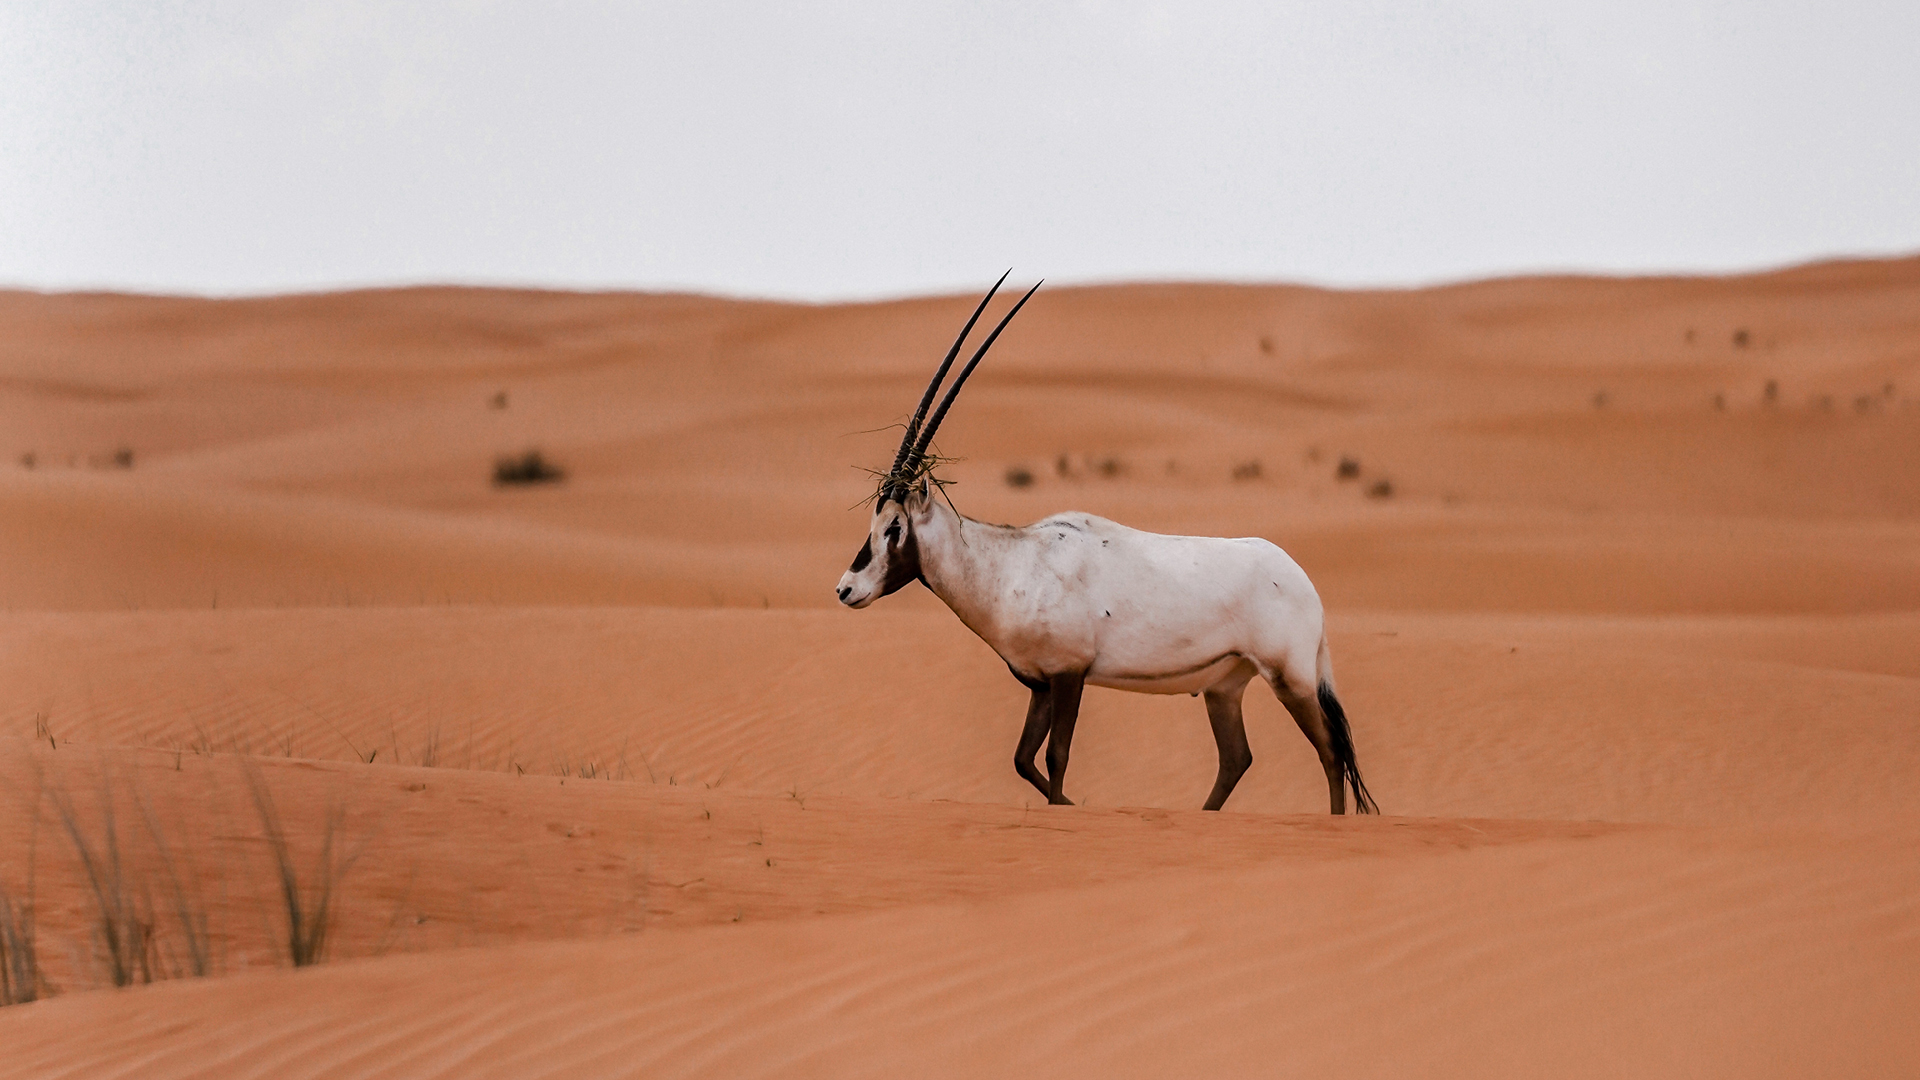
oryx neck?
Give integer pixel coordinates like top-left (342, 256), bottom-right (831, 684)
top-left (912, 500), bottom-right (1007, 626)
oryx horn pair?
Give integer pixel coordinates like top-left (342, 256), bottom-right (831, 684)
top-left (881, 271), bottom-right (1042, 504)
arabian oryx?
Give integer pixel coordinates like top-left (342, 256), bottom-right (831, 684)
top-left (835, 274), bottom-right (1377, 814)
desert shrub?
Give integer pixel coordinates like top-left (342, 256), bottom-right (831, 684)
top-left (1335, 456), bottom-right (1360, 480)
top-left (493, 449), bottom-right (564, 486)
top-left (1004, 465), bottom-right (1034, 488)
top-left (1367, 479), bottom-right (1394, 499)
top-left (1231, 460), bottom-right (1262, 481)
top-left (1733, 328), bottom-right (1750, 348)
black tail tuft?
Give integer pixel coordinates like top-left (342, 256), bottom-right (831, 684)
top-left (1317, 683), bottom-right (1378, 814)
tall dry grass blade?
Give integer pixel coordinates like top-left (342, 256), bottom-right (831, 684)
top-left (0, 777), bottom-right (50, 1005)
top-left (48, 772), bottom-right (157, 987)
top-left (242, 762), bottom-right (354, 968)
top-left (0, 888), bottom-right (44, 1005)
top-left (135, 791), bottom-right (212, 979)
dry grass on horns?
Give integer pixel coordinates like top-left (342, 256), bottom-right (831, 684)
top-left (857, 447), bottom-right (964, 511)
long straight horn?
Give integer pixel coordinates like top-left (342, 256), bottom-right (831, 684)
top-left (904, 278), bottom-right (1042, 472)
top-left (886, 270), bottom-right (1011, 492)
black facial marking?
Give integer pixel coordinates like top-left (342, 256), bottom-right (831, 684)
top-left (849, 538), bottom-right (873, 572)
top-left (877, 518), bottom-right (921, 598)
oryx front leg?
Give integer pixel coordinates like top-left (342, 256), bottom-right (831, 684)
top-left (1044, 672), bottom-right (1085, 806)
top-left (1201, 665), bottom-right (1257, 810)
top-left (1013, 685), bottom-right (1052, 800)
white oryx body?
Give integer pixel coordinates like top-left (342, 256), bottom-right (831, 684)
top-left (834, 273), bottom-right (1375, 814)
top-left (862, 502), bottom-right (1327, 699)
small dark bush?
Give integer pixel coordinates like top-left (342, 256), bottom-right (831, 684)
top-left (1592, 391), bottom-right (1608, 408)
top-left (111, 447), bottom-right (133, 469)
top-left (1004, 465), bottom-right (1034, 488)
top-left (1764, 379), bottom-right (1779, 404)
top-left (489, 390), bottom-right (509, 410)
top-left (493, 450), bottom-right (564, 486)
top-left (1095, 457), bottom-right (1123, 478)
top-left (1732, 328), bottom-right (1750, 348)
top-left (1335, 456), bottom-right (1360, 480)
top-left (1054, 454), bottom-right (1072, 478)
top-left (1713, 393), bottom-right (1726, 411)
top-left (1231, 460), bottom-right (1262, 481)
top-left (1367, 479), bottom-right (1394, 499)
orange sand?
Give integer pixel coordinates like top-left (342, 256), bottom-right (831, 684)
top-left (0, 259), bottom-right (1916, 1077)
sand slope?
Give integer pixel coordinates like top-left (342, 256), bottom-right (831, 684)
top-left (1, 258), bottom-right (1917, 1076)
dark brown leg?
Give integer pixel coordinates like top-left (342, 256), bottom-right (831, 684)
top-left (1044, 671), bottom-right (1084, 806)
top-left (1013, 686), bottom-right (1052, 799)
top-left (1277, 682), bottom-right (1345, 814)
top-left (1201, 684), bottom-right (1253, 811)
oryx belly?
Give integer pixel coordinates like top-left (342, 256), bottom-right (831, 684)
top-left (1086, 652), bottom-right (1253, 695)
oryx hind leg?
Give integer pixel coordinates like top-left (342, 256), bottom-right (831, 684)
top-left (1272, 668), bottom-right (1348, 815)
top-left (1201, 660), bottom-right (1258, 811)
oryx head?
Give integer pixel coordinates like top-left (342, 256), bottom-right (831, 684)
top-left (837, 271), bottom-right (1040, 608)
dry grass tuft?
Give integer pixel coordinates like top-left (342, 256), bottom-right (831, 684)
top-left (0, 785), bottom-right (48, 1006)
top-left (44, 768), bottom-right (217, 986)
top-left (242, 762), bottom-right (360, 968)
top-left (0, 885), bottom-right (43, 1005)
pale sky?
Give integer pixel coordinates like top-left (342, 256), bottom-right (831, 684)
top-left (3, 1), bottom-right (1916, 300)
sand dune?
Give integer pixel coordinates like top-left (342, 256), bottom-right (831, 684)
top-left (1, 808), bottom-right (1911, 1080)
top-left (1, 258), bottom-right (1916, 1076)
